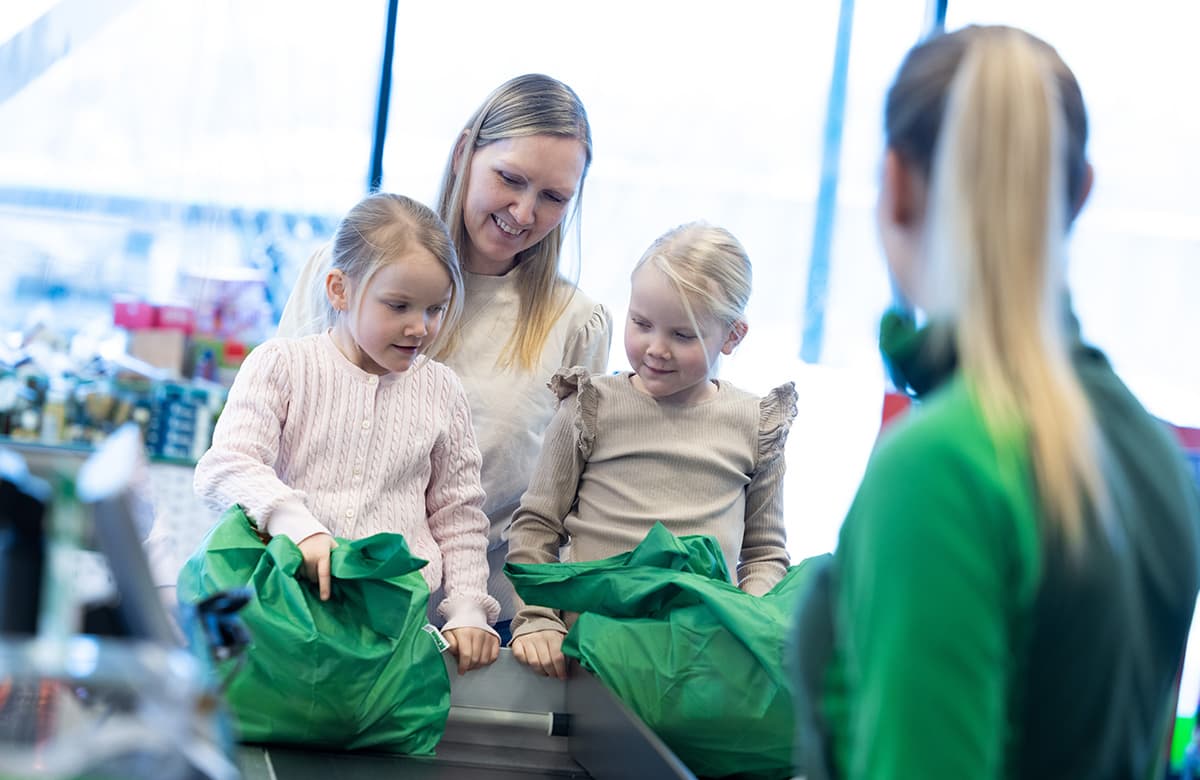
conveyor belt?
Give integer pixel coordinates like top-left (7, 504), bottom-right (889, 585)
top-left (236, 650), bottom-right (696, 780)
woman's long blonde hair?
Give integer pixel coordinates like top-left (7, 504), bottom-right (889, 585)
top-left (888, 26), bottom-right (1107, 544)
top-left (436, 74), bottom-right (592, 371)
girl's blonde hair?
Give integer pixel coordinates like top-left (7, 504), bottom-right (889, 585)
top-left (634, 222), bottom-right (752, 364)
top-left (315, 192), bottom-right (463, 362)
top-left (435, 74), bottom-right (592, 371)
top-left (888, 25), bottom-right (1106, 544)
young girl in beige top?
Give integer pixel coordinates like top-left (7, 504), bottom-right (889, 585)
top-left (507, 222), bottom-right (796, 678)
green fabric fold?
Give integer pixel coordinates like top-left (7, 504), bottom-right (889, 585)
top-left (507, 522), bottom-right (828, 779)
top-left (178, 505), bottom-right (449, 755)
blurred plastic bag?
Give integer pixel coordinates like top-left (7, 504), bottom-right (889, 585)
top-left (506, 522), bottom-right (826, 780)
top-left (177, 505), bottom-right (449, 754)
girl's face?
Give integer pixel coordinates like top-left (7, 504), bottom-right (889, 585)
top-left (458, 134), bottom-right (586, 276)
top-left (328, 249), bottom-right (452, 375)
top-left (624, 263), bottom-right (740, 405)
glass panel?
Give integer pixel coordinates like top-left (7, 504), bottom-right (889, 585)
top-left (380, 0), bottom-right (926, 559)
top-left (816, 1), bottom-right (940, 375)
top-left (0, 1), bottom-right (386, 461)
top-left (941, 1), bottom-right (1200, 427)
top-left (0, 0), bottom-right (387, 337)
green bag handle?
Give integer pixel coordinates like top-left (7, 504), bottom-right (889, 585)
top-left (185, 507), bottom-right (432, 640)
top-left (505, 523), bottom-right (732, 618)
top-left (244, 516), bottom-right (427, 585)
top-left (330, 532), bottom-right (429, 581)
top-left (626, 523), bottom-right (730, 580)
top-left (253, 523), bottom-right (431, 640)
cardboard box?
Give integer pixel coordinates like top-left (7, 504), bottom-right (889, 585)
top-left (130, 329), bottom-right (188, 376)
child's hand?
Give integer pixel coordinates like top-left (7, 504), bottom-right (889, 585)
top-left (297, 532), bottom-right (338, 601)
top-left (511, 630), bottom-right (568, 680)
top-left (444, 627), bottom-right (500, 674)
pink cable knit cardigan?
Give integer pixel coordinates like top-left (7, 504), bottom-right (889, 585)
top-left (193, 332), bottom-right (500, 631)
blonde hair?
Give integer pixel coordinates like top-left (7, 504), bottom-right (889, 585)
top-left (435, 74), bottom-right (592, 371)
top-left (633, 222), bottom-right (751, 364)
top-left (889, 26), bottom-right (1106, 544)
top-left (317, 192), bottom-right (463, 362)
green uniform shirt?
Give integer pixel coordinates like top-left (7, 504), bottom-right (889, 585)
top-left (804, 311), bottom-right (1200, 780)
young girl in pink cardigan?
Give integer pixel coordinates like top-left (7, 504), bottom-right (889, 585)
top-left (193, 193), bottom-right (500, 673)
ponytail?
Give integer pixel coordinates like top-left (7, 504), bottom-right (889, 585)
top-left (922, 27), bottom-right (1108, 545)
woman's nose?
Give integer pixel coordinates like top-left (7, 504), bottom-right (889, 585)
top-left (510, 193), bottom-right (536, 226)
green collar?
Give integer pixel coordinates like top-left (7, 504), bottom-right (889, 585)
top-left (879, 306), bottom-right (1094, 401)
top-left (879, 309), bottom-right (956, 399)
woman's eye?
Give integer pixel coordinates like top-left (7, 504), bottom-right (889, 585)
top-left (499, 172), bottom-right (522, 186)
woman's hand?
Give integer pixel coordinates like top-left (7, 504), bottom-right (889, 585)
top-left (511, 630), bottom-right (568, 679)
top-left (297, 532), bottom-right (337, 600)
top-left (444, 627), bottom-right (500, 674)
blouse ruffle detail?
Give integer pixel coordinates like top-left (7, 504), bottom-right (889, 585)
top-left (548, 365), bottom-right (600, 460)
top-left (758, 381), bottom-right (798, 467)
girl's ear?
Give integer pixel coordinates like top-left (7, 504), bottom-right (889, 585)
top-left (721, 320), bottom-right (749, 355)
top-left (326, 269), bottom-right (350, 314)
top-left (452, 131), bottom-right (471, 177)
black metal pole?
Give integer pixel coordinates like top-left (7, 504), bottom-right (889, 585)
top-left (367, 0), bottom-right (400, 193)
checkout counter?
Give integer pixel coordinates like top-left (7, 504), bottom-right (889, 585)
top-left (0, 432), bottom-right (700, 780)
top-left (236, 651), bottom-right (696, 780)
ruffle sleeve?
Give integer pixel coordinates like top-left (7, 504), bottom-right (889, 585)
top-left (547, 366), bottom-right (599, 460)
top-left (561, 303), bottom-right (613, 376)
top-left (758, 381), bottom-right (798, 468)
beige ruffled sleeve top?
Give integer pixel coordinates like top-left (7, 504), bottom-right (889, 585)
top-left (508, 367), bottom-right (797, 638)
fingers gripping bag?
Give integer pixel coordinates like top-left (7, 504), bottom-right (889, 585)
top-left (506, 522), bottom-right (828, 780)
top-left (177, 505), bottom-right (450, 754)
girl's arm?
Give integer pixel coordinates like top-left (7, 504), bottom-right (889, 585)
top-left (193, 341), bottom-right (327, 541)
top-left (739, 453), bottom-right (790, 595)
top-left (427, 379), bottom-right (501, 632)
top-left (507, 392), bottom-right (588, 639)
top-left (738, 383), bottom-right (796, 595)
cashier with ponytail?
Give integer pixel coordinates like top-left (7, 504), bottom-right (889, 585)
top-left (796, 25), bottom-right (1200, 780)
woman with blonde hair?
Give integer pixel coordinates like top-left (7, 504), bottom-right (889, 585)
top-left (279, 75), bottom-right (611, 639)
top-left (795, 25), bottom-right (1200, 779)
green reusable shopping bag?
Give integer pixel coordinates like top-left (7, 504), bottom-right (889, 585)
top-left (178, 505), bottom-right (450, 754)
top-left (506, 523), bottom-right (826, 780)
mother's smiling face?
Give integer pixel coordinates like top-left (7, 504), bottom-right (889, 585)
top-left (457, 134), bottom-right (588, 276)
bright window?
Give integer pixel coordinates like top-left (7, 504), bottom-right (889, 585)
top-left (380, 0), bottom-right (926, 559)
top-left (941, 1), bottom-right (1200, 427)
top-left (0, 1), bottom-right (387, 337)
